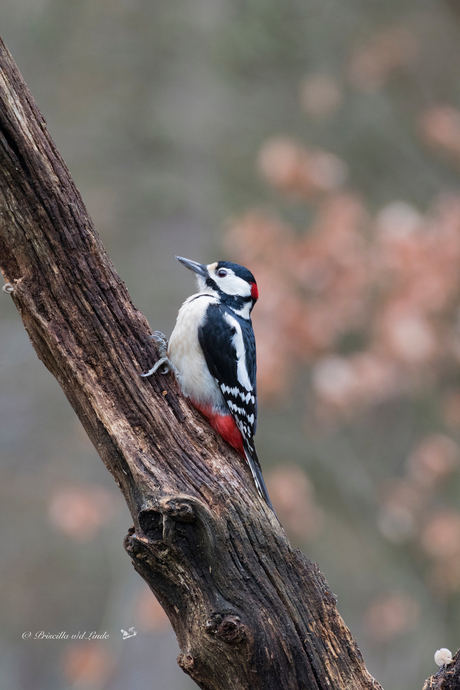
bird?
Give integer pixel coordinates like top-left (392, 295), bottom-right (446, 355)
top-left (142, 256), bottom-right (274, 511)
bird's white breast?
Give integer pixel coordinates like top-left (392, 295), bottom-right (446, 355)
top-left (168, 293), bottom-right (224, 410)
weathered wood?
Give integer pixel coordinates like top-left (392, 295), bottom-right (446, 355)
top-left (0, 34), bottom-right (386, 689)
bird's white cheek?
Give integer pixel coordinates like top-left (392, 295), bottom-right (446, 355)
top-left (214, 274), bottom-right (252, 297)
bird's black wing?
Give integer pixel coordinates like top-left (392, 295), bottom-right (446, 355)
top-left (198, 303), bottom-right (257, 443)
top-left (198, 304), bottom-right (275, 511)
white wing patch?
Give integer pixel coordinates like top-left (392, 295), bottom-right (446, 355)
top-left (223, 313), bottom-right (253, 392)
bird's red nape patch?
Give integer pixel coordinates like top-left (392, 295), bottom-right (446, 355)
top-left (194, 403), bottom-right (245, 457)
top-left (250, 282), bottom-right (259, 300)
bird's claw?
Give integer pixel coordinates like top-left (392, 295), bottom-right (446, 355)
top-left (141, 357), bottom-right (170, 377)
top-left (151, 331), bottom-right (168, 355)
top-left (141, 332), bottom-right (170, 377)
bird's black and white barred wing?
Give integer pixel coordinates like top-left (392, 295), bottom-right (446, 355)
top-left (198, 304), bottom-right (274, 510)
top-left (198, 303), bottom-right (257, 442)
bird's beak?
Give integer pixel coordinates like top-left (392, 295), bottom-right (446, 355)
top-left (175, 256), bottom-right (208, 278)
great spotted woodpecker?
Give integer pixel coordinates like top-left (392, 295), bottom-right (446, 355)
top-left (142, 256), bottom-right (274, 511)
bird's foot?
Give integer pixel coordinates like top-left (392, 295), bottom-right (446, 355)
top-left (141, 331), bottom-right (171, 377)
top-left (152, 331), bottom-right (169, 356)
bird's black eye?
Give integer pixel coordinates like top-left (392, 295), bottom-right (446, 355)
top-left (217, 269), bottom-right (227, 278)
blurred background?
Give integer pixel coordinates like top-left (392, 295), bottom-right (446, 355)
top-left (2, 1), bottom-right (460, 688)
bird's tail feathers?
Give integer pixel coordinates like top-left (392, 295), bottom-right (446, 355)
top-left (243, 443), bottom-right (276, 515)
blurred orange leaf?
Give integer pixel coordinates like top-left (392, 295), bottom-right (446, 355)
top-left (135, 585), bottom-right (170, 633)
top-left (363, 592), bottom-right (420, 642)
top-left (266, 465), bottom-right (323, 540)
top-left (48, 484), bottom-right (118, 542)
top-left (348, 26), bottom-right (419, 92)
top-left (62, 641), bottom-right (114, 686)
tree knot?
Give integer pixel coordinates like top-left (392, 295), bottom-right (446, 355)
top-left (161, 497), bottom-right (196, 523)
top-left (205, 613), bottom-right (247, 645)
top-left (177, 651), bottom-right (195, 671)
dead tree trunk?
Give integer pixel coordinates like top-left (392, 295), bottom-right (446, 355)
top-left (0, 35), bottom-right (451, 690)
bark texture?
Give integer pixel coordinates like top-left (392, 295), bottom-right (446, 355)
top-left (0, 35), bottom-right (443, 690)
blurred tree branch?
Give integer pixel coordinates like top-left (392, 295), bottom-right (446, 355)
top-left (0, 34), bottom-right (450, 690)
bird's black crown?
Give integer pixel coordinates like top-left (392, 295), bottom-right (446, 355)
top-left (216, 261), bottom-right (256, 285)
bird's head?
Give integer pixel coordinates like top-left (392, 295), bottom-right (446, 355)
top-left (176, 256), bottom-right (258, 317)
